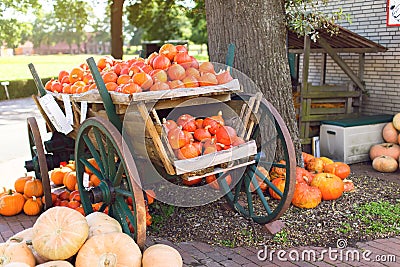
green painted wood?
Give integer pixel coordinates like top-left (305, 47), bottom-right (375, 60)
top-left (302, 91), bottom-right (361, 99)
top-left (225, 43), bottom-right (235, 71)
top-left (28, 63), bottom-right (47, 97)
top-left (86, 57), bottom-right (123, 132)
top-left (302, 113), bottom-right (359, 122)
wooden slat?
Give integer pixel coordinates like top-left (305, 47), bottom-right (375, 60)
top-left (301, 113), bottom-right (359, 122)
top-left (309, 108), bottom-right (346, 115)
top-left (153, 93), bottom-right (231, 110)
top-left (302, 91), bottom-right (361, 99)
top-left (174, 140), bottom-right (257, 175)
top-left (136, 102), bottom-right (176, 175)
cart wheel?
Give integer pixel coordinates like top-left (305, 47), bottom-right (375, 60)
top-left (221, 96), bottom-right (296, 225)
top-left (27, 117), bottom-right (52, 210)
top-left (75, 117), bottom-right (146, 249)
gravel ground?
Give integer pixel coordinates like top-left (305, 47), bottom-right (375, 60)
top-left (147, 166), bottom-right (400, 250)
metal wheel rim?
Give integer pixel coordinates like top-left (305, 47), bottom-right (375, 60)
top-left (222, 95), bottom-right (296, 224)
top-left (27, 117), bottom-right (52, 210)
top-left (75, 117), bottom-right (146, 249)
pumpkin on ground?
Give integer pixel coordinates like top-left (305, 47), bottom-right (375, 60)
top-left (142, 244), bottom-right (183, 267)
top-left (372, 155), bottom-right (398, 173)
top-left (23, 196), bottom-right (42, 216)
top-left (0, 241), bottom-right (35, 267)
top-left (0, 190), bottom-right (25, 216)
top-left (295, 167), bottom-right (313, 185)
top-left (302, 152), bottom-right (314, 168)
top-left (291, 183), bottom-right (322, 209)
top-left (343, 179), bottom-right (355, 192)
top-left (392, 112), bottom-right (400, 131)
top-left (382, 122), bottom-right (399, 143)
top-left (75, 232), bottom-right (142, 267)
top-left (50, 167), bottom-right (72, 186)
top-left (369, 143), bottom-right (400, 160)
top-left (35, 261), bottom-right (74, 267)
top-left (85, 212), bottom-right (122, 238)
top-left (323, 162), bottom-right (351, 180)
top-left (23, 178), bottom-right (44, 198)
top-left (268, 178), bottom-right (285, 200)
top-left (310, 173), bottom-right (344, 201)
top-left (14, 176), bottom-right (33, 194)
top-left (306, 158), bottom-right (325, 173)
top-left (8, 228), bottom-right (49, 265)
top-left (32, 206), bottom-right (89, 260)
top-left (269, 160), bottom-right (286, 180)
top-left (319, 157), bottom-right (334, 166)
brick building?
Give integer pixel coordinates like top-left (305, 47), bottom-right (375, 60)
top-left (305, 0), bottom-right (399, 115)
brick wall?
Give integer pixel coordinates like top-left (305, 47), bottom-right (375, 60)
top-left (303, 0), bottom-right (400, 115)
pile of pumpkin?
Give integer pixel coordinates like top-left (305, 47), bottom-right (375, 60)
top-left (370, 112), bottom-right (400, 173)
top-left (164, 111), bottom-right (245, 161)
top-left (0, 206), bottom-right (183, 267)
top-left (44, 43), bottom-right (233, 95)
top-left (0, 160), bottom-right (154, 227)
top-left (282, 153), bottom-right (354, 209)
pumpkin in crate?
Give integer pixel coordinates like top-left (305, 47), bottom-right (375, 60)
top-left (0, 241), bottom-right (35, 267)
top-left (291, 183), bottom-right (322, 209)
top-left (23, 178), bottom-right (44, 198)
top-left (0, 190), bottom-right (25, 216)
top-left (75, 232), bottom-right (142, 267)
top-left (85, 212), bottom-right (122, 238)
top-left (142, 244), bottom-right (183, 267)
top-left (32, 206), bottom-right (89, 260)
top-left (205, 174), bottom-right (232, 190)
top-left (310, 173), bottom-right (344, 201)
top-left (372, 155), bottom-right (398, 173)
top-left (369, 143), bottom-right (400, 160)
top-left (324, 162), bottom-right (351, 180)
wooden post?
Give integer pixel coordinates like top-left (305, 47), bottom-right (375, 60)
top-left (320, 53), bottom-right (327, 85)
top-left (300, 35), bottom-right (311, 144)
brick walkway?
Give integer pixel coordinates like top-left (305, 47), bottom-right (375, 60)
top-left (1, 213), bottom-right (399, 266)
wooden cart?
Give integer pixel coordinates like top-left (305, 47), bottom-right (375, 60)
top-left (26, 57), bottom-right (296, 249)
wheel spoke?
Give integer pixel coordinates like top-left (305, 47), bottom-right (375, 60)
top-left (251, 165), bottom-right (283, 198)
top-left (112, 203), bottom-right (130, 234)
top-left (79, 157), bottom-right (104, 181)
top-left (114, 187), bottom-right (134, 197)
top-left (113, 163), bottom-right (124, 186)
top-left (83, 135), bottom-right (106, 177)
top-left (243, 173), bottom-right (254, 218)
top-left (116, 196), bottom-right (138, 240)
top-left (107, 138), bottom-right (117, 179)
top-left (92, 127), bottom-right (107, 175)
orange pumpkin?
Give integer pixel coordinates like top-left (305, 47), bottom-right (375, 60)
top-left (324, 162), bottom-right (351, 180)
top-left (301, 152), bottom-right (314, 167)
top-left (268, 178), bottom-right (286, 200)
top-left (295, 167), bottom-right (313, 185)
top-left (291, 183), bottom-right (322, 209)
top-left (205, 174), bottom-right (232, 190)
top-left (42, 193), bottom-right (57, 205)
top-left (23, 196), bottom-right (43, 216)
top-left (69, 190), bottom-right (81, 202)
top-left (311, 173), bottom-right (344, 201)
top-left (343, 179), bottom-right (355, 192)
top-left (14, 176), bottom-right (33, 194)
top-left (0, 190), bottom-right (25, 216)
top-left (63, 171), bottom-right (77, 191)
top-left (50, 166), bottom-right (72, 186)
top-left (250, 166), bottom-right (270, 192)
top-left (84, 158), bottom-right (100, 175)
top-left (24, 178), bottom-right (44, 197)
top-left (269, 160), bottom-right (286, 180)
top-left (306, 158), bottom-right (325, 173)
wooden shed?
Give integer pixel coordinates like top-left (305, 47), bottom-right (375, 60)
top-left (287, 25), bottom-right (387, 145)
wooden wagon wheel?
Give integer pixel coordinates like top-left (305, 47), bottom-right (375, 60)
top-left (75, 117), bottom-right (146, 249)
top-left (218, 95), bottom-right (296, 224)
top-left (26, 117), bottom-right (52, 210)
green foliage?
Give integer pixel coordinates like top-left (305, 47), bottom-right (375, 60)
top-left (186, 0), bottom-right (207, 44)
top-left (285, 0), bottom-right (351, 41)
top-left (0, 78), bottom-right (50, 101)
top-left (126, 0), bottom-right (190, 41)
top-left (0, 0), bottom-right (39, 47)
top-left (149, 202), bottom-right (176, 233)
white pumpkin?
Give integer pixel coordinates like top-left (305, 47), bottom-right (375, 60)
top-left (35, 260), bottom-right (74, 267)
top-left (0, 242), bottom-right (35, 267)
top-left (75, 232), bottom-right (141, 267)
top-left (85, 212), bottom-right (122, 238)
top-left (142, 244), bottom-right (183, 267)
top-left (32, 206), bottom-right (89, 260)
top-left (8, 228), bottom-right (49, 265)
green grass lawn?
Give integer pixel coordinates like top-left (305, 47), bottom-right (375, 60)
top-left (0, 45), bottom-right (208, 82)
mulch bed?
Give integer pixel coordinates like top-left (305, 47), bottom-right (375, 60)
top-left (147, 161), bottom-right (400, 249)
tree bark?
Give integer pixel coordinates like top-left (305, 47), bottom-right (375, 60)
top-left (205, 0), bottom-right (302, 163)
top-left (111, 0), bottom-right (124, 59)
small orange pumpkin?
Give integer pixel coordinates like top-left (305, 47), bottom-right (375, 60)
top-left (23, 196), bottom-right (43, 216)
top-left (269, 160), bottom-right (286, 180)
top-left (268, 178), bottom-right (286, 200)
top-left (324, 162), bottom-right (351, 180)
top-left (306, 158), bottom-right (325, 173)
top-left (0, 190), bottom-right (25, 216)
top-left (311, 173), bottom-right (344, 201)
top-left (50, 166), bottom-right (72, 186)
top-left (63, 171), bottom-right (77, 191)
top-left (205, 174), bottom-right (232, 190)
top-left (291, 183), bottom-right (322, 209)
top-left (24, 178), bottom-right (44, 197)
top-left (14, 175), bottom-right (33, 194)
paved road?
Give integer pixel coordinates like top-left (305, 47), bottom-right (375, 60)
top-left (0, 97), bottom-right (49, 189)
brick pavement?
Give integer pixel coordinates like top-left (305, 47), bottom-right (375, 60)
top-left (1, 213), bottom-right (399, 266)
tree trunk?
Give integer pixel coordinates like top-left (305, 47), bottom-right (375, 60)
top-left (111, 0), bottom-right (124, 59)
top-left (205, 0), bottom-right (302, 164)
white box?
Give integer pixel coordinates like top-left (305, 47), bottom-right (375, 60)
top-left (319, 123), bottom-right (387, 164)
